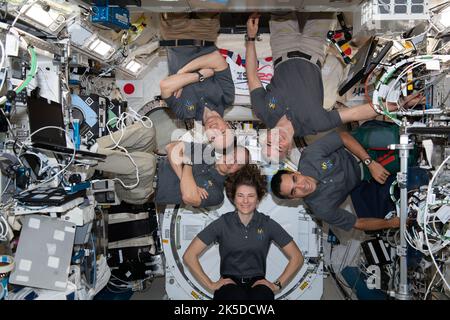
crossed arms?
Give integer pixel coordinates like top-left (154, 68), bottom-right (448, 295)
top-left (165, 141), bottom-right (210, 207)
top-left (160, 51), bottom-right (228, 99)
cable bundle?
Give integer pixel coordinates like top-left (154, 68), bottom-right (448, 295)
top-left (99, 109), bottom-right (153, 190)
top-left (403, 155), bottom-right (450, 296)
top-left (370, 55), bottom-right (450, 125)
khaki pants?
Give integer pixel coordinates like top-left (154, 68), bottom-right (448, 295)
top-left (95, 120), bottom-right (157, 205)
top-left (270, 12), bottom-right (337, 68)
top-left (159, 13), bottom-right (220, 42)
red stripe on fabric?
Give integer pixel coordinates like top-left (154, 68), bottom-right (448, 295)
top-left (376, 150), bottom-right (394, 162)
top-left (379, 155), bottom-right (395, 166)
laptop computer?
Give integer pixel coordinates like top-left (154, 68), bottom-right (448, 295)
top-left (27, 95), bottom-right (106, 161)
top-left (338, 38), bottom-right (393, 96)
top-left (15, 187), bottom-right (86, 206)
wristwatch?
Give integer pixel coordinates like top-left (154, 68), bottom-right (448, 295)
top-left (273, 280), bottom-right (282, 291)
top-left (182, 156), bottom-right (193, 166)
top-left (245, 34), bottom-right (256, 42)
top-left (195, 70), bottom-right (205, 82)
top-left (363, 157), bottom-right (373, 166)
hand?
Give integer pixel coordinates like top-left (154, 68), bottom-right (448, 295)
top-left (182, 155), bottom-right (193, 166)
top-left (197, 187), bottom-right (209, 200)
top-left (251, 279), bottom-right (278, 292)
top-left (177, 67), bottom-right (186, 75)
top-left (368, 161), bottom-right (390, 184)
top-left (198, 68), bottom-right (214, 79)
top-left (386, 93), bottom-right (425, 110)
top-left (209, 277), bottom-right (236, 291)
top-left (334, 101), bottom-right (348, 109)
top-left (174, 87), bottom-right (183, 99)
top-left (387, 217), bottom-right (400, 229)
top-left (401, 93), bottom-right (425, 108)
top-left (246, 13), bottom-right (260, 38)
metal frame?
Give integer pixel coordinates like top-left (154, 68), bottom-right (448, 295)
top-left (388, 120), bottom-right (413, 300)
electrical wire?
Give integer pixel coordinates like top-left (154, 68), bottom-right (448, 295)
top-left (376, 30), bottom-right (429, 43)
top-left (423, 154), bottom-right (450, 291)
top-left (0, 66), bottom-right (7, 94)
top-left (94, 254), bottom-right (111, 295)
top-left (364, 68), bottom-right (376, 110)
top-left (0, 178), bottom-right (11, 199)
top-left (0, 35), bottom-right (38, 106)
top-left (17, 126), bottom-right (76, 193)
top-left (0, 38), bottom-right (6, 73)
top-left (392, 67), bottom-right (450, 114)
top-left (0, 108), bottom-right (16, 138)
top-left (371, 55), bottom-right (450, 124)
top-left (424, 267), bottom-right (440, 300)
top-left (0, 214), bottom-right (9, 241)
top-left (107, 272), bottom-right (151, 293)
top-left (430, 41), bottom-right (450, 54)
top-left (0, 2), bottom-right (7, 20)
top-left (91, 234), bottom-right (96, 289)
top-left (386, 61), bottom-right (424, 111)
top-left (10, 0), bottom-right (37, 29)
top-left (97, 111), bottom-right (153, 190)
top-left (429, 1), bottom-right (450, 11)
top-left (14, 45), bottom-right (38, 94)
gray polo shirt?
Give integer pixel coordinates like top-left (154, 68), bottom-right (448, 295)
top-left (164, 46), bottom-right (235, 121)
top-left (250, 59), bottom-right (342, 137)
top-left (299, 131), bottom-right (361, 231)
top-left (197, 210), bottom-right (293, 278)
top-left (155, 142), bottom-right (226, 207)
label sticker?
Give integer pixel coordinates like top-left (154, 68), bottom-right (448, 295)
top-left (436, 205), bottom-right (450, 224)
top-left (425, 60), bottom-right (440, 71)
top-left (16, 275), bottom-right (29, 282)
top-left (28, 218), bottom-right (41, 229)
top-left (64, 226), bottom-right (75, 233)
top-left (18, 259), bottom-right (32, 272)
top-left (48, 256), bottom-right (60, 269)
top-left (53, 230), bottom-right (65, 241)
top-left (54, 281), bottom-right (66, 288)
top-left (47, 243), bottom-right (57, 256)
top-left (119, 250), bottom-right (123, 264)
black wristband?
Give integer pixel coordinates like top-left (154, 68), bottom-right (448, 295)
top-left (274, 280), bottom-right (282, 290)
top-left (245, 34), bottom-right (256, 41)
top-left (195, 70), bottom-right (205, 82)
top-left (363, 158), bottom-right (373, 166)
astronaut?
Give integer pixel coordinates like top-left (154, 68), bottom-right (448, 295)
top-left (159, 13), bottom-right (235, 151)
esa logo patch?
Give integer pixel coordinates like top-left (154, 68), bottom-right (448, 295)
top-left (321, 159), bottom-right (334, 171)
top-left (268, 97), bottom-right (277, 110)
top-left (203, 180), bottom-right (213, 189)
top-left (184, 99), bottom-right (195, 112)
top-left (256, 228), bottom-right (264, 240)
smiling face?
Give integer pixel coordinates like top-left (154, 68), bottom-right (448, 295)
top-left (216, 146), bottom-right (249, 175)
top-left (204, 116), bottom-right (234, 150)
top-left (260, 128), bottom-right (293, 163)
top-left (234, 184), bottom-right (259, 215)
top-left (279, 172), bottom-right (317, 199)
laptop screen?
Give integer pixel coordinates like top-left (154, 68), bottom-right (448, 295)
top-left (338, 37), bottom-right (377, 96)
top-left (27, 95), bottom-right (67, 147)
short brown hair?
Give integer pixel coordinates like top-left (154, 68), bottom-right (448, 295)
top-left (225, 164), bottom-right (267, 204)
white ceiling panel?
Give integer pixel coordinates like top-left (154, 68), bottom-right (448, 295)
top-left (137, 0), bottom-right (361, 12)
top-left (302, 0), bottom-right (359, 12)
top-left (132, 0), bottom-right (191, 12)
top-left (187, 0), bottom-right (304, 12)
